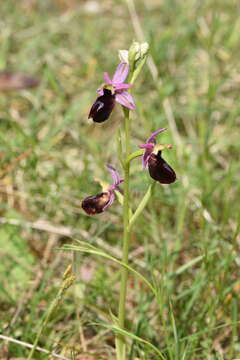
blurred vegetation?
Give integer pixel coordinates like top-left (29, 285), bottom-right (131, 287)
top-left (0, 0), bottom-right (240, 359)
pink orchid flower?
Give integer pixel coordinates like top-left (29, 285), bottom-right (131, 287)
top-left (139, 128), bottom-right (176, 184)
top-left (88, 62), bottom-right (135, 123)
top-left (82, 165), bottom-right (123, 215)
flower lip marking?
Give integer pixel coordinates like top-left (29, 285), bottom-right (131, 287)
top-left (148, 151), bottom-right (176, 184)
top-left (82, 192), bottom-right (110, 215)
top-left (88, 88), bottom-right (115, 123)
top-left (82, 165), bottom-right (123, 215)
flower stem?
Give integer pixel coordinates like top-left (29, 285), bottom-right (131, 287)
top-left (116, 108), bottom-right (131, 360)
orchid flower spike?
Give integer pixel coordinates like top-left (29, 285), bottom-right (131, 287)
top-left (88, 62), bottom-right (135, 123)
top-left (82, 165), bottom-right (123, 215)
top-left (139, 128), bottom-right (176, 184)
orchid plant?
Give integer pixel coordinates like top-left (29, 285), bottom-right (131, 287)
top-left (81, 42), bottom-right (176, 360)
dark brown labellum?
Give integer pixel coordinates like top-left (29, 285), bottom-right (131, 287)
top-left (88, 89), bottom-right (115, 123)
top-left (148, 152), bottom-right (176, 184)
top-left (82, 192), bottom-right (110, 215)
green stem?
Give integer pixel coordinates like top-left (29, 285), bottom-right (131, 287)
top-left (116, 108), bottom-right (131, 360)
top-left (125, 149), bottom-right (143, 166)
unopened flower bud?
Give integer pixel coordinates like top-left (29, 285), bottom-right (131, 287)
top-left (118, 50), bottom-right (129, 63)
top-left (129, 41), bottom-right (149, 64)
top-left (128, 41), bottom-right (149, 83)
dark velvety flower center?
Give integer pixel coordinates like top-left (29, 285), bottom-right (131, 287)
top-left (82, 192), bottom-right (111, 215)
top-left (148, 151), bottom-right (176, 184)
top-left (88, 89), bottom-right (115, 123)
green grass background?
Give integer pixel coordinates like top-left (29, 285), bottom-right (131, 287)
top-left (0, 0), bottom-right (240, 359)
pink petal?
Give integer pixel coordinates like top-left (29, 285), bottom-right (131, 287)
top-left (97, 86), bottom-right (104, 95)
top-left (103, 72), bottom-right (112, 84)
top-left (146, 128), bottom-right (167, 144)
top-left (115, 91), bottom-right (135, 110)
top-left (112, 62), bottom-right (129, 84)
top-left (139, 143), bottom-right (154, 150)
top-left (114, 83), bottom-right (132, 91)
top-left (142, 150), bottom-right (152, 169)
top-left (139, 144), bottom-right (154, 169)
top-left (106, 164), bottom-right (123, 187)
